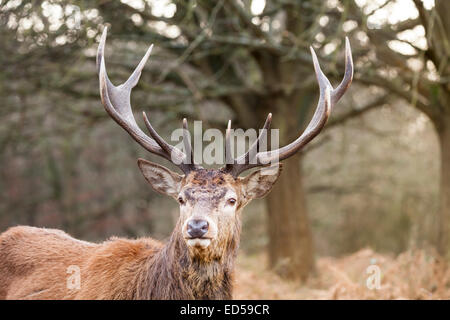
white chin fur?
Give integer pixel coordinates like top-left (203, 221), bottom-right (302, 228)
top-left (187, 238), bottom-right (211, 248)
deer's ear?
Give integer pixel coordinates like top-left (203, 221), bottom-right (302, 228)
top-left (138, 159), bottom-right (183, 198)
top-left (240, 164), bottom-right (282, 200)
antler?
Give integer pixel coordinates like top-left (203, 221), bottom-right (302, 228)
top-left (97, 27), bottom-right (197, 174)
top-left (223, 37), bottom-right (353, 177)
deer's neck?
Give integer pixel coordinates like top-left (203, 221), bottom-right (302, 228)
top-left (136, 222), bottom-right (239, 300)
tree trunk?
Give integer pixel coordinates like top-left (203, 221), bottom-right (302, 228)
top-left (266, 153), bottom-right (314, 280)
top-left (261, 90), bottom-right (316, 281)
top-left (436, 116), bottom-right (450, 257)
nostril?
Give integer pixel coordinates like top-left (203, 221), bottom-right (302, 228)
top-left (187, 219), bottom-right (209, 238)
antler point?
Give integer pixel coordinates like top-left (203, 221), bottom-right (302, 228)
top-left (146, 44), bottom-right (154, 56)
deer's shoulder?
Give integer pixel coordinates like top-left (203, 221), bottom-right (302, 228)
top-left (92, 236), bottom-right (163, 260)
top-left (82, 236), bottom-right (163, 279)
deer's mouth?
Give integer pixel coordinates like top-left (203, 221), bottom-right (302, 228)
top-left (185, 237), bottom-right (212, 248)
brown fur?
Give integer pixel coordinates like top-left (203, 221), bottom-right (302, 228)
top-left (0, 167), bottom-right (279, 300)
top-left (0, 223), bottom-right (238, 300)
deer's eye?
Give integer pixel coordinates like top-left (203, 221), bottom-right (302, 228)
top-left (178, 196), bottom-right (185, 205)
top-left (226, 198), bottom-right (236, 206)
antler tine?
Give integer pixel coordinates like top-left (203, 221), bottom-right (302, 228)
top-left (182, 118), bottom-right (195, 166)
top-left (142, 113), bottom-right (196, 172)
top-left (225, 120), bottom-right (233, 167)
top-left (244, 113), bottom-right (272, 164)
top-left (98, 27), bottom-right (196, 174)
top-left (142, 112), bottom-right (173, 155)
top-left (225, 38), bottom-right (353, 177)
top-left (225, 113), bottom-right (272, 176)
top-left (332, 37), bottom-right (353, 104)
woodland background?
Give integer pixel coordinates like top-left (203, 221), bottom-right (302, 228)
top-left (1, 0), bottom-right (449, 298)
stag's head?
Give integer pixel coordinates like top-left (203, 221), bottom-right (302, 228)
top-left (136, 161), bottom-right (281, 259)
top-left (97, 28), bottom-right (353, 260)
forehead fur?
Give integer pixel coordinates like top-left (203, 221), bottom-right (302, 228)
top-left (183, 169), bottom-right (236, 188)
top-left (181, 169), bottom-right (238, 202)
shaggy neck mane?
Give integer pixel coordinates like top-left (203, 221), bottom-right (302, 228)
top-left (134, 221), bottom-right (240, 300)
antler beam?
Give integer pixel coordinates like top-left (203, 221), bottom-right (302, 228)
top-left (223, 37), bottom-right (353, 177)
top-left (97, 27), bottom-right (198, 174)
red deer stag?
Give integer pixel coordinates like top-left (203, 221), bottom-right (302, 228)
top-left (0, 28), bottom-right (353, 300)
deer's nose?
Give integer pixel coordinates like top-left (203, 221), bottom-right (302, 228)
top-left (187, 219), bottom-right (209, 238)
